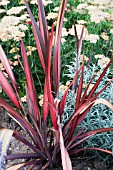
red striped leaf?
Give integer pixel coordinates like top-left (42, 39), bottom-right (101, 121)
top-left (68, 135), bottom-right (92, 150)
top-left (87, 58), bottom-right (113, 99)
top-left (77, 127), bottom-right (113, 139)
top-left (38, 0), bottom-right (48, 46)
top-left (59, 62), bottom-right (84, 116)
top-left (59, 122), bottom-right (72, 170)
top-left (46, 24), bottom-right (58, 130)
top-left (80, 75), bottom-right (95, 105)
top-left (20, 38), bottom-right (40, 124)
top-left (24, 0), bottom-right (46, 72)
top-left (68, 127), bottom-right (113, 151)
top-left (43, 79), bottom-right (48, 121)
top-left (0, 98), bottom-right (40, 147)
top-left (70, 147), bottom-right (112, 155)
top-left (0, 69), bottom-right (20, 109)
top-left (53, 0), bottom-right (68, 97)
top-left (75, 60), bottom-right (84, 110)
top-left (68, 127), bottom-right (113, 156)
top-left (0, 45), bottom-right (16, 86)
top-left (72, 25), bottom-right (85, 90)
top-left (13, 131), bottom-right (47, 159)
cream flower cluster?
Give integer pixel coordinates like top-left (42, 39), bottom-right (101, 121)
top-left (76, 1), bottom-right (112, 23)
top-left (7, 6), bottom-right (26, 15)
top-left (95, 54), bottom-right (110, 68)
top-left (20, 0), bottom-right (52, 6)
top-left (0, 0), bottom-right (10, 6)
top-left (68, 24), bottom-right (99, 43)
top-left (0, 15), bottom-right (28, 41)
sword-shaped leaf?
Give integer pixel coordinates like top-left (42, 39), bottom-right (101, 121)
top-left (38, 0), bottom-right (48, 46)
top-left (53, 0), bottom-right (67, 97)
top-left (0, 69), bottom-right (20, 110)
top-left (20, 38), bottom-right (40, 124)
top-left (24, 0), bottom-right (47, 72)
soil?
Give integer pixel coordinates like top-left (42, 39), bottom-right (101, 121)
top-left (1, 111), bottom-right (113, 170)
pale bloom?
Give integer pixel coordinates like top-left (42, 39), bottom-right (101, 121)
top-left (85, 34), bottom-right (99, 43)
top-left (9, 48), bottom-right (19, 53)
top-left (98, 5), bottom-right (107, 10)
top-left (66, 81), bottom-right (70, 86)
top-left (39, 99), bottom-right (43, 107)
top-left (27, 51), bottom-right (32, 56)
top-left (62, 28), bottom-right (68, 37)
top-left (3, 72), bottom-right (8, 77)
top-left (0, 86), bottom-right (2, 93)
top-left (27, 46), bottom-right (37, 51)
top-left (53, 7), bottom-right (59, 12)
top-left (38, 94), bottom-right (44, 100)
top-left (19, 14), bottom-right (29, 21)
top-left (19, 0), bottom-right (31, 4)
top-left (101, 32), bottom-right (109, 41)
top-left (21, 96), bottom-right (27, 102)
top-left (90, 11), bottom-right (110, 23)
top-left (30, 0), bottom-right (37, 4)
top-left (30, 0), bottom-right (52, 6)
top-left (74, 9), bottom-right (86, 14)
top-left (59, 84), bottom-right (67, 91)
top-left (0, 0), bottom-right (10, 6)
top-left (61, 38), bottom-right (66, 44)
top-left (8, 26), bottom-right (25, 41)
top-left (77, 3), bottom-right (88, 10)
top-left (1, 16), bottom-right (21, 26)
top-left (68, 24), bottom-right (88, 40)
top-left (110, 29), bottom-right (113, 34)
top-left (7, 6), bottom-right (26, 15)
top-left (95, 54), bottom-right (105, 59)
top-left (98, 57), bottom-right (110, 68)
top-left (0, 63), bottom-right (5, 71)
top-left (83, 83), bottom-right (94, 91)
top-left (90, 0), bottom-right (110, 5)
top-left (26, 46), bottom-right (37, 56)
top-left (19, 0), bottom-right (24, 4)
top-left (38, 94), bottom-right (44, 107)
top-left (80, 54), bottom-right (89, 62)
top-left (0, 9), bottom-right (6, 13)
top-left (13, 55), bottom-right (21, 59)
top-left (0, 24), bottom-right (26, 41)
top-left (12, 61), bottom-right (19, 66)
top-left (9, 60), bottom-right (14, 65)
top-left (18, 24), bottom-right (28, 31)
top-left (46, 12), bottom-right (58, 20)
top-left (42, 0), bottom-right (52, 6)
top-left (86, 5), bottom-right (99, 14)
top-left (77, 20), bottom-right (87, 25)
top-left (0, 31), bottom-right (12, 41)
top-left (64, 17), bottom-right (68, 22)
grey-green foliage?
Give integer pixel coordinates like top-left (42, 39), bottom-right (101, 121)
top-left (0, 140), bottom-right (6, 170)
top-left (60, 60), bottom-right (113, 162)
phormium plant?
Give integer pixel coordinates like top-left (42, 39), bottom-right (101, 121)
top-left (0, 0), bottom-right (113, 169)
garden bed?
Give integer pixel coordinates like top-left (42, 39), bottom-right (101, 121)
top-left (1, 112), bottom-right (113, 170)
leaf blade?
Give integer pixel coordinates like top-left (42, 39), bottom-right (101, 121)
top-left (20, 38), bottom-right (40, 123)
top-left (0, 69), bottom-right (20, 110)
